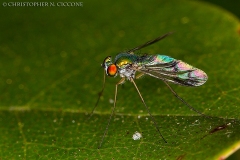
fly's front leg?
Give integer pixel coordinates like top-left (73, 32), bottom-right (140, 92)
top-left (117, 77), bottom-right (126, 85)
top-left (98, 77), bottom-right (125, 149)
top-left (88, 70), bottom-right (106, 120)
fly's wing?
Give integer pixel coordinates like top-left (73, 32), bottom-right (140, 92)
top-left (127, 32), bottom-right (173, 54)
top-left (137, 55), bottom-right (208, 86)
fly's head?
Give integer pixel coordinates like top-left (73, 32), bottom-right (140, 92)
top-left (102, 56), bottom-right (118, 77)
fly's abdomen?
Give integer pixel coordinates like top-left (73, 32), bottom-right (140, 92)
top-left (154, 55), bottom-right (175, 63)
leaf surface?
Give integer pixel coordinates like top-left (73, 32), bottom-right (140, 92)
top-left (0, 0), bottom-right (240, 159)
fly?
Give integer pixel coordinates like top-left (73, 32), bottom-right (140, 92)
top-left (90, 32), bottom-right (209, 149)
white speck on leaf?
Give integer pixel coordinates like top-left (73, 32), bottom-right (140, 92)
top-left (109, 99), bottom-right (114, 104)
top-left (132, 131), bottom-right (142, 140)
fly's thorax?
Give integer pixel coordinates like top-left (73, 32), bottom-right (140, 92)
top-left (102, 56), bottom-right (118, 77)
top-left (114, 53), bottom-right (138, 68)
top-left (114, 53), bottom-right (139, 79)
top-left (118, 66), bottom-right (137, 79)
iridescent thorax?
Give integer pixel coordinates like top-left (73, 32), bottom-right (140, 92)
top-left (114, 53), bottom-right (138, 68)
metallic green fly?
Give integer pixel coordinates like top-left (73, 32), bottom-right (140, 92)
top-left (90, 32), bottom-right (209, 149)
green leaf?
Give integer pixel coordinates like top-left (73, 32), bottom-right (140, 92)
top-left (1, 0), bottom-right (240, 159)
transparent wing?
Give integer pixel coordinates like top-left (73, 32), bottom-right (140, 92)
top-left (136, 55), bottom-right (208, 87)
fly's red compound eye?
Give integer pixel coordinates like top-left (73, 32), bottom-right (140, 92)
top-left (107, 64), bottom-right (117, 77)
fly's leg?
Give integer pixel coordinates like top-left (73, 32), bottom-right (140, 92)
top-left (136, 73), bottom-right (145, 79)
top-left (163, 81), bottom-right (212, 119)
top-left (98, 77), bottom-right (125, 149)
top-left (88, 70), bottom-right (106, 120)
top-left (130, 77), bottom-right (167, 143)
